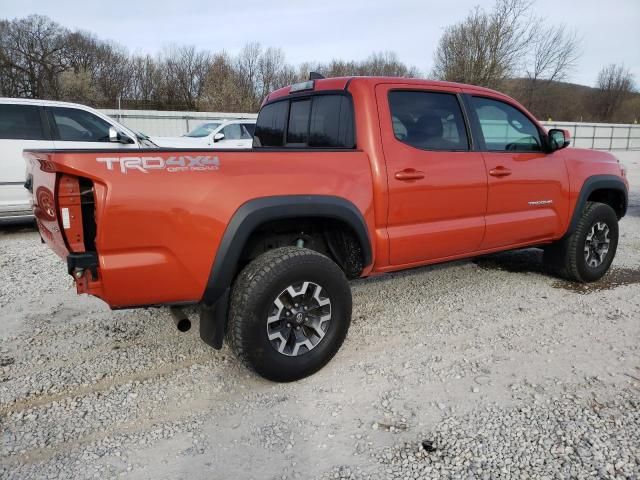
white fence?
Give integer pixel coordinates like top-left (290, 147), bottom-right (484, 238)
top-left (541, 121), bottom-right (640, 150)
top-left (100, 109), bottom-right (257, 137)
top-left (100, 109), bottom-right (639, 150)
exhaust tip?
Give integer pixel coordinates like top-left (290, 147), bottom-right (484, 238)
top-left (170, 307), bottom-right (191, 333)
top-left (176, 318), bottom-right (191, 332)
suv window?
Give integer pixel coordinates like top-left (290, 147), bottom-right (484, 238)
top-left (388, 91), bottom-right (469, 151)
top-left (254, 94), bottom-right (355, 148)
top-left (221, 123), bottom-right (243, 140)
top-left (470, 97), bottom-right (542, 152)
top-left (0, 104), bottom-right (46, 140)
top-left (50, 107), bottom-right (112, 142)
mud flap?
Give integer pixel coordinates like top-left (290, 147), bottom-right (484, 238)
top-left (199, 288), bottom-right (230, 350)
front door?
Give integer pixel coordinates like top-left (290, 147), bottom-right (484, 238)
top-left (376, 85), bottom-right (488, 266)
top-left (465, 95), bottom-right (569, 249)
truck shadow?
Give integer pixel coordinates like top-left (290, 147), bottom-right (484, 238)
top-left (0, 220), bottom-right (37, 236)
top-left (473, 248), bottom-right (640, 294)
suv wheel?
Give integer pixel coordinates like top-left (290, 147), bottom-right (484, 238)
top-left (544, 201), bottom-right (619, 282)
top-left (227, 247), bottom-right (352, 382)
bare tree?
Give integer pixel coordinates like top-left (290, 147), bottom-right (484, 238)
top-left (235, 42), bottom-right (262, 110)
top-left (163, 45), bottom-right (213, 110)
top-left (593, 64), bottom-right (635, 121)
top-left (314, 52), bottom-right (419, 78)
top-left (519, 25), bottom-right (580, 114)
top-left (201, 52), bottom-right (248, 112)
top-left (0, 15), bottom-right (69, 98)
top-left (129, 54), bottom-right (164, 107)
top-left (431, 0), bottom-right (535, 88)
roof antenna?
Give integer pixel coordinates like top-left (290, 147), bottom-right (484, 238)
top-left (309, 72), bottom-right (325, 80)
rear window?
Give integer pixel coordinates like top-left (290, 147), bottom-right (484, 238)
top-left (253, 101), bottom-right (288, 147)
top-left (0, 104), bottom-right (46, 140)
top-left (253, 94), bottom-right (355, 148)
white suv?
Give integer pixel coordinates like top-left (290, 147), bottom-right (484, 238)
top-left (151, 119), bottom-right (256, 149)
top-left (0, 98), bottom-right (154, 223)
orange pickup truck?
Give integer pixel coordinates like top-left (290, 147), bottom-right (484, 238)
top-left (25, 76), bottom-right (629, 381)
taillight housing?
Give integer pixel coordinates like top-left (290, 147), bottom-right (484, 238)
top-left (56, 175), bottom-right (96, 254)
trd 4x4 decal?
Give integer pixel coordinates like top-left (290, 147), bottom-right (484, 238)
top-left (97, 156), bottom-right (220, 174)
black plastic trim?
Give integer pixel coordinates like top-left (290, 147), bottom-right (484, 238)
top-left (565, 175), bottom-right (628, 237)
top-left (67, 252), bottom-right (98, 280)
top-left (201, 195), bottom-right (372, 307)
top-left (199, 289), bottom-right (229, 349)
top-left (198, 195), bottom-right (371, 349)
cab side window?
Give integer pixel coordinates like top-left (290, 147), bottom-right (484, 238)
top-left (470, 97), bottom-right (542, 152)
top-left (0, 104), bottom-right (46, 140)
top-left (50, 107), bottom-right (112, 142)
top-left (388, 91), bottom-right (469, 151)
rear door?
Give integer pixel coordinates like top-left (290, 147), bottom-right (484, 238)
top-left (376, 84), bottom-right (488, 265)
top-left (465, 95), bottom-right (569, 249)
top-left (0, 103), bottom-right (54, 215)
top-left (46, 106), bottom-right (139, 150)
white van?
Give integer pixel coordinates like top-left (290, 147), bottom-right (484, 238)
top-left (0, 98), bottom-right (155, 222)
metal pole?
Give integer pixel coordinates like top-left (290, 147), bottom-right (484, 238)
top-left (609, 126), bottom-right (613, 150)
top-left (591, 125), bottom-right (596, 149)
top-left (627, 125), bottom-right (632, 150)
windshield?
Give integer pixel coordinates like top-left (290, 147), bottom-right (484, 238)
top-left (185, 122), bottom-right (222, 138)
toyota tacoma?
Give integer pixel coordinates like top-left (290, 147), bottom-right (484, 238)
top-left (24, 76), bottom-right (629, 381)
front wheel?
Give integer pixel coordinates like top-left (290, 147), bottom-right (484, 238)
top-left (227, 247), bottom-right (352, 382)
top-left (544, 201), bottom-right (619, 282)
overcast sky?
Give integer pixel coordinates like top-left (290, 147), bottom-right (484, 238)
top-left (2, 0), bottom-right (639, 87)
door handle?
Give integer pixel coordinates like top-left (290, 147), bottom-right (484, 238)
top-left (395, 169), bottom-right (425, 181)
top-left (489, 166), bottom-right (512, 177)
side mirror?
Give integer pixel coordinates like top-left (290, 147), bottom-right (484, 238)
top-left (548, 128), bottom-right (570, 151)
top-left (109, 126), bottom-right (133, 144)
top-left (213, 132), bottom-right (225, 142)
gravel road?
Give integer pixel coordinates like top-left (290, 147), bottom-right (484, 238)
top-left (1, 152), bottom-right (639, 479)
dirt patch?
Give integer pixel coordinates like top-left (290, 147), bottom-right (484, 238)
top-left (552, 267), bottom-right (640, 294)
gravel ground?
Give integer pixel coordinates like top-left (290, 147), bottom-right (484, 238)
top-left (1, 151), bottom-right (639, 479)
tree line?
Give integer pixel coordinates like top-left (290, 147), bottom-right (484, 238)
top-left (1, 3), bottom-right (637, 123)
top-left (431, 0), bottom-right (638, 122)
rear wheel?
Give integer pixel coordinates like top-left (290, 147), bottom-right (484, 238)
top-left (544, 201), bottom-right (619, 282)
top-left (227, 247), bottom-right (352, 382)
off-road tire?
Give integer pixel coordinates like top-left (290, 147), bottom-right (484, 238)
top-left (227, 247), bottom-right (352, 382)
top-left (543, 201), bottom-right (619, 282)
